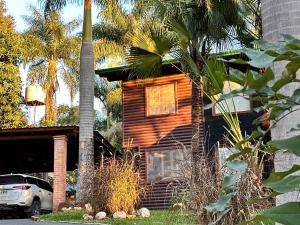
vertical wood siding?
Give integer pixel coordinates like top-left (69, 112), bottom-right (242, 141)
top-left (122, 74), bottom-right (192, 208)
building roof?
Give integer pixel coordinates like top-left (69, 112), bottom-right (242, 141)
top-left (95, 51), bottom-right (244, 82)
top-left (0, 126), bottom-right (115, 174)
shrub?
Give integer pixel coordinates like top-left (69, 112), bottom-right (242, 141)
top-left (91, 153), bottom-right (142, 215)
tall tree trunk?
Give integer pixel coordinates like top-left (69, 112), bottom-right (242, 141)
top-left (190, 49), bottom-right (206, 178)
top-left (262, 0), bottom-right (300, 207)
top-left (76, 0), bottom-right (95, 204)
top-left (44, 58), bottom-right (57, 122)
top-left (191, 82), bottom-right (206, 180)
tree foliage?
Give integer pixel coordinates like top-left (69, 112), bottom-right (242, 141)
top-left (0, 0), bottom-right (27, 129)
top-left (95, 77), bottom-right (122, 149)
top-left (56, 104), bottom-right (79, 126)
top-left (206, 35), bottom-right (300, 225)
top-left (23, 6), bottom-right (80, 123)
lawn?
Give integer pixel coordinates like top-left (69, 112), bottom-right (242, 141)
top-left (40, 210), bottom-right (197, 225)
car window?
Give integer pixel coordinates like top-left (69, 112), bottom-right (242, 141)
top-left (43, 181), bottom-right (53, 192)
top-left (35, 179), bottom-right (45, 189)
top-left (26, 177), bottom-right (38, 186)
top-left (0, 175), bottom-right (24, 185)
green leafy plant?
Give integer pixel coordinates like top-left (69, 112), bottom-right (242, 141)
top-left (207, 35), bottom-right (300, 225)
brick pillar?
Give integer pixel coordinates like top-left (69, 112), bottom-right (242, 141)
top-left (53, 135), bottom-right (68, 211)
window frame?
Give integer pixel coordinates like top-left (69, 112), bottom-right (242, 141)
top-left (212, 82), bottom-right (252, 116)
top-left (146, 149), bottom-right (183, 183)
top-left (145, 82), bottom-right (178, 117)
top-left (212, 100), bottom-right (253, 116)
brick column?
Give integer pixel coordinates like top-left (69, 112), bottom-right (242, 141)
top-left (53, 135), bottom-right (68, 211)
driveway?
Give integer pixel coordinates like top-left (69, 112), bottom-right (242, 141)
top-left (0, 219), bottom-right (91, 225)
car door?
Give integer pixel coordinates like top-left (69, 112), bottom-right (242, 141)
top-left (42, 181), bottom-right (53, 210)
top-left (36, 179), bottom-right (48, 210)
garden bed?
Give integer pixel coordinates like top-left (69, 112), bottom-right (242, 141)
top-left (40, 210), bottom-right (196, 225)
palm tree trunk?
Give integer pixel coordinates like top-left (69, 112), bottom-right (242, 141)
top-left (191, 82), bottom-right (206, 180)
top-left (76, 0), bottom-right (95, 204)
top-left (44, 58), bottom-right (57, 122)
top-left (262, 0), bottom-right (300, 206)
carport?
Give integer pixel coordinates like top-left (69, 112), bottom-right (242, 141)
top-left (0, 126), bottom-right (114, 210)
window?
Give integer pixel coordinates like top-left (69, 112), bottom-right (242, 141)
top-left (145, 83), bottom-right (176, 116)
top-left (147, 150), bottom-right (183, 182)
top-left (0, 175), bottom-right (24, 185)
top-left (213, 81), bottom-right (251, 115)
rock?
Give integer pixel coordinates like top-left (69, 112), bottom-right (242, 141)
top-left (57, 202), bottom-right (70, 212)
top-left (83, 214), bottom-right (94, 221)
top-left (62, 206), bottom-right (73, 212)
top-left (173, 203), bottom-right (185, 210)
top-left (95, 211), bottom-right (107, 220)
top-left (74, 206), bottom-right (82, 211)
top-left (85, 203), bottom-right (93, 213)
top-left (137, 208), bottom-right (150, 218)
top-left (31, 216), bottom-right (40, 221)
top-left (113, 211), bottom-right (127, 219)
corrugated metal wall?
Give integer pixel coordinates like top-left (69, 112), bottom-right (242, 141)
top-left (122, 74), bottom-right (192, 208)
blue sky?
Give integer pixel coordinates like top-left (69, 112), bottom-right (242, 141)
top-left (5, 0), bottom-right (103, 123)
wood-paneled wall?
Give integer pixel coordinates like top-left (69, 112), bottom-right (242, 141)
top-left (122, 74), bottom-right (192, 208)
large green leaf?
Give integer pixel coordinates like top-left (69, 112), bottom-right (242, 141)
top-left (205, 192), bottom-right (235, 213)
top-left (269, 135), bottom-right (300, 157)
top-left (286, 57), bottom-right (300, 75)
top-left (272, 70), bottom-right (296, 92)
top-left (264, 175), bottom-right (300, 193)
top-left (264, 165), bottom-right (300, 185)
top-left (259, 202), bottom-right (300, 225)
top-left (227, 160), bottom-right (247, 172)
top-left (229, 68), bottom-right (246, 85)
top-left (246, 68), bottom-right (274, 90)
top-left (249, 54), bottom-right (275, 68)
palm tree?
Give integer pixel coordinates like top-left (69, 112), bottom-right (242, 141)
top-left (40, 0), bottom-right (131, 203)
top-left (261, 0), bottom-right (300, 205)
top-left (23, 6), bottom-right (80, 123)
top-left (40, 0), bottom-right (95, 203)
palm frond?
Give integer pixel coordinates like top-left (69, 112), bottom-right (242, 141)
top-left (125, 23), bottom-right (176, 78)
top-left (94, 39), bottom-right (125, 60)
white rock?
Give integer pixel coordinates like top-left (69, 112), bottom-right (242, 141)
top-left (137, 208), bottom-right (150, 218)
top-left (62, 207), bottom-right (72, 211)
top-left (95, 211), bottom-right (107, 220)
top-left (113, 211), bottom-right (127, 219)
top-left (61, 207), bottom-right (68, 212)
top-left (83, 213), bottom-right (94, 221)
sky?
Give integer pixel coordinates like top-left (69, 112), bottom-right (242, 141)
top-left (5, 0), bottom-right (103, 123)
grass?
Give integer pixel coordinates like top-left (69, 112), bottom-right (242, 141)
top-left (40, 210), bottom-right (197, 225)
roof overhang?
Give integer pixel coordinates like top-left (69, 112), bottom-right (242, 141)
top-left (0, 126), bottom-right (115, 174)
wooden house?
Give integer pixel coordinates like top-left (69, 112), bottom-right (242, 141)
top-left (96, 61), bottom-right (267, 209)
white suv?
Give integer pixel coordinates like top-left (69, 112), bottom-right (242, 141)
top-left (0, 174), bottom-right (53, 216)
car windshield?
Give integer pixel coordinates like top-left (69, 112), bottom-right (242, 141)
top-left (0, 175), bottom-right (24, 185)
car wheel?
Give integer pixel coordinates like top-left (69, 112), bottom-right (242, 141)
top-left (29, 200), bottom-right (41, 217)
